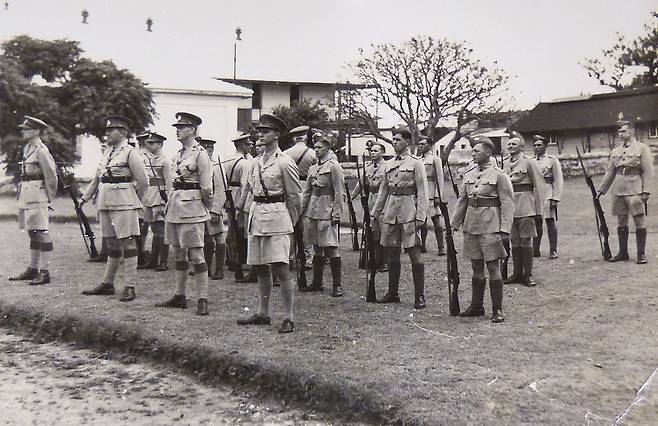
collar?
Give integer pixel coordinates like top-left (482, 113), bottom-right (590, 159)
top-left (395, 148), bottom-right (411, 160)
top-left (478, 160), bottom-right (494, 172)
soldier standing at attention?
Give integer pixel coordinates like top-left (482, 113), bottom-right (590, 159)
top-left (140, 132), bottom-right (173, 271)
top-left (300, 132), bottom-right (346, 296)
top-left (597, 118), bottom-right (654, 264)
top-left (532, 135), bottom-right (563, 259)
top-left (9, 116), bottom-right (58, 286)
top-left (237, 114), bottom-right (302, 333)
top-left (197, 137), bottom-right (227, 280)
top-left (153, 113), bottom-right (213, 315)
top-left (80, 116), bottom-right (148, 301)
top-left (372, 126), bottom-right (429, 309)
top-left (452, 136), bottom-right (514, 323)
top-left (417, 135), bottom-right (446, 256)
top-left (502, 133), bottom-right (544, 287)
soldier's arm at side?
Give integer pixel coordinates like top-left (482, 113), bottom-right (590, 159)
top-left (498, 173), bottom-right (515, 234)
top-left (281, 157), bottom-right (303, 226)
top-left (214, 166), bottom-right (227, 211)
top-left (598, 154), bottom-right (616, 195)
top-left (450, 179), bottom-right (469, 230)
top-left (527, 159), bottom-right (544, 215)
top-left (552, 158), bottom-right (564, 201)
top-left (301, 167), bottom-right (312, 213)
top-left (641, 144), bottom-right (654, 195)
top-left (37, 148), bottom-right (58, 201)
top-left (331, 163), bottom-right (346, 222)
top-left (129, 149), bottom-right (149, 200)
top-left (81, 172), bottom-right (100, 204)
top-left (414, 160), bottom-right (429, 223)
top-left (197, 152), bottom-right (213, 209)
top-left (371, 170), bottom-right (389, 218)
top-left (162, 158), bottom-right (174, 195)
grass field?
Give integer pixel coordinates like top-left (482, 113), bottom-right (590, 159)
top-left (0, 176), bottom-right (657, 425)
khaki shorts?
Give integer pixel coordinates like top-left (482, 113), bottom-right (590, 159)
top-left (463, 232), bottom-right (507, 261)
top-left (247, 234), bottom-right (291, 265)
top-left (380, 221), bottom-right (421, 249)
top-left (143, 205), bottom-right (165, 223)
top-left (612, 194), bottom-right (645, 216)
top-left (165, 222), bottom-right (205, 248)
top-left (18, 207), bottom-right (49, 231)
top-left (542, 200), bottom-right (558, 220)
top-left (205, 213), bottom-right (225, 236)
top-left (510, 216), bottom-right (537, 240)
top-left (99, 210), bottom-right (140, 239)
top-left (304, 218), bottom-right (339, 247)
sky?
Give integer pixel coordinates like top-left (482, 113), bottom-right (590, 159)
top-left (0, 0), bottom-right (656, 110)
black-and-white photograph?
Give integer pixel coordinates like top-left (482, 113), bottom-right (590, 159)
top-left (0, 1), bottom-right (657, 424)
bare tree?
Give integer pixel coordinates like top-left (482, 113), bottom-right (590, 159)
top-left (339, 36), bottom-right (509, 145)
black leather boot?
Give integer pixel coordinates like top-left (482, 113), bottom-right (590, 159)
top-left (459, 277), bottom-right (486, 316)
top-left (197, 298), bottom-right (209, 316)
top-left (412, 264), bottom-right (426, 309)
top-left (155, 242), bottom-right (169, 271)
top-left (301, 256), bottom-right (325, 292)
top-left (420, 225), bottom-right (428, 253)
top-left (203, 236), bottom-right (215, 277)
top-left (119, 286), bottom-right (136, 302)
top-left (504, 247), bottom-right (524, 284)
top-left (329, 257), bottom-right (343, 297)
top-left (211, 244), bottom-right (225, 280)
top-left (533, 216), bottom-right (543, 257)
top-left (547, 218), bottom-right (558, 259)
top-left (155, 294), bottom-right (187, 309)
top-left (435, 227), bottom-right (446, 256)
top-left (9, 267), bottom-right (38, 281)
top-left (82, 282), bottom-right (115, 296)
top-left (143, 237), bottom-right (161, 269)
top-left (490, 279), bottom-right (504, 323)
top-left (522, 247), bottom-right (537, 287)
top-left (377, 262), bottom-right (400, 303)
top-left (236, 267), bottom-right (258, 283)
top-left (636, 228), bottom-right (648, 264)
top-left (28, 270), bottom-right (50, 286)
top-left (609, 226), bottom-right (630, 262)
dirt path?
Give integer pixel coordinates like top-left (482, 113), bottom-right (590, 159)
top-left (0, 330), bottom-right (333, 425)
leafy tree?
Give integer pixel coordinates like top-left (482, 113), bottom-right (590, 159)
top-left (341, 35), bottom-right (509, 145)
top-left (271, 98), bottom-right (331, 149)
top-left (583, 12), bottom-right (658, 90)
top-left (0, 35), bottom-right (155, 178)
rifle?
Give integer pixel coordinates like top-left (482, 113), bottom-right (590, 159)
top-left (357, 156), bottom-right (377, 302)
top-left (344, 182), bottom-right (360, 251)
top-left (145, 155), bottom-right (168, 203)
top-left (433, 161), bottom-right (460, 316)
top-left (216, 155), bottom-right (245, 269)
top-left (293, 221), bottom-right (307, 290)
top-left (59, 168), bottom-right (98, 258)
top-left (576, 147), bottom-right (612, 260)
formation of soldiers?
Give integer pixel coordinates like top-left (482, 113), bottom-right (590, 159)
top-left (8, 114), bottom-right (654, 330)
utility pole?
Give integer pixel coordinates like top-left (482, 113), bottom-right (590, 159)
top-left (233, 27), bottom-right (242, 82)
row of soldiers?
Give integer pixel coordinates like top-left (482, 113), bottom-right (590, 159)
top-left (8, 113), bottom-right (653, 329)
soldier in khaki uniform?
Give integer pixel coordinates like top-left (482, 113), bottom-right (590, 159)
top-left (351, 140), bottom-right (387, 271)
top-left (597, 119), bottom-right (654, 264)
top-left (140, 132), bottom-right (173, 271)
top-left (80, 116), bottom-right (148, 301)
top-left (197, 137), bottom-right (227, 280)
top-left (502, 133), bottom-right (544, 287)
top-left (236, 114), bottom-right (302, 334)
top-left (372, 126), bottom-right (429, 309)
top-left (9, 116), bottom-right (58, 286)
top-left (155, 113), bottom-right (213, 315)
top-left (222, 134), bottom-right (254, 281)
top-left (532, 135), bottom-right (563, 259)
top-left (417, 135), bottom-right (446, 256)
top-left (452, 136), bottom-right (514, 323)
top-left (300, 132), bottom-right (346, 297)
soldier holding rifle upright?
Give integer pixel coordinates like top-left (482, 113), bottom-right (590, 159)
top-left (597, 118), bottom-right (654, 264)
top-left (532, 135), bottom-right (563, 259)
top-left (9, 116), bottom-right (58, 286)
top-left (452, 136), bottom-right (514, 323)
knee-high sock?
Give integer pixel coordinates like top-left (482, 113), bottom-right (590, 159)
top-left (257, 270), bottom-right (273, 317)
top-left (175, 261), bottom-right (189, 295)
top-left (280, 277), bottom-right (295, 321)
top-left (123, 248), bottom-right (138, 288)
top-left (193, 262), bottom-right (209, 299)
top-left (29, 240), bottom-right (40, 269)
top-left (40, 241), bottom-right (53, 271)
top-left (103, 249), bottom-right (123, 284)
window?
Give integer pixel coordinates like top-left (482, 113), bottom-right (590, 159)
top-left (649, 122), bottom-right (658, 139)
top-left (251, 83), bottom-right (262, 109)
top-left (290, 85), bottom-right (300, 105)
top-left (548, 134), bottom-right (559, 146)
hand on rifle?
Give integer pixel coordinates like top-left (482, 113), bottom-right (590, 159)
top-left (210, 212), bottom-right (221, 224)
top-left (596, 190), bottom-right (603, 200)
top-left (550, 200), bottom-right (559, 208)
top-left (331, 216), bottom-right (340, 225)
top-left (79, 197), bottom-right (87, 207)
top-left (641, 192), bottom-right (650, 202)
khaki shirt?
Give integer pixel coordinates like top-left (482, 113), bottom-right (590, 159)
top-left (142, 150), bottom-right (173, 208)
top-left (351, 158), bottom-right (386, 210)
top-left (372, 150), bottom-right (429, 224)
top-left (241, 148), bottom-right (303, 236)
top-left (222, 153), bottom-right (252, 214)
top-left (534, 154), bottom-right (564, 202)
top-left (210, 161), bottom-right (227, 215)
top-left (503, 154), bottom-right (544, 218)
top-left (302, 157), bottom-right (345, 221)
top-left (82, 140), bottom-right (148, 211)
top-left (164, 142), bottom-right (212, 224)
top-left (421, 151), bottom-right (445, 217)
top-left (599, 139), bottom-right (653, 196)
top-left (284, 142), bottom-right (318, 180)
top-left (452, 163), bottom-right (514, 234)
top-left (17, 138), bottom-right (58, 209)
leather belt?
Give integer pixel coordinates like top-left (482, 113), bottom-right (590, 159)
top-left (149, 177), bottom-right (164, 187)
top-left (616, 166), bottom-right (641, 176)
top-left (101, 176), bottom-right (132, 183)
top-left (311, 187), bottom-right (334, 196)
top-left (389, 186), bottom-right (416, 195)
top-left (513, 183), bottom-right (533, 192)
top-left (468, 197), bottom-right (501, 207)
top-left (254, 194), bottom-right (285, 204)
top-left (229, 182), bottom-right (241, 187)
top-left (426, 175), bottom-right (436, 182)
top-left (173, 182), bottom-right (201, 190)
top-left (544, 176), bottom-right (554, 184)
top-left (20, 173), bottom-right (44, 181)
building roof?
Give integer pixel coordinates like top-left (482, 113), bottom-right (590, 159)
top-left (148, 78), bottom-right (253, 98)
top-left (215, 77), bottom-right (374, 90)
top-left (514, 86), bottom-right (658, 133)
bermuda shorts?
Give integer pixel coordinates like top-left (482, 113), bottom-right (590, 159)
top-left (304, 218), bottom-right (339, 247)
top-left (612, 194), bottom-right (645, 217)
top-left (247, 234), bottom-right (291, 265)
top-left (99, 210), bottom-right (140, 239)
top-left (18, 207), bottom-right (49, 231)
top-left (463, 232), bottom-right (507, 261)
top-left (165, 222), bottom-right (205, 248)
top-left (510, 216), bottom-right (537, 241)
top-left (380, 221), bottom-right (421, 249)
top-left (205, 212), bottom-right (225, 236)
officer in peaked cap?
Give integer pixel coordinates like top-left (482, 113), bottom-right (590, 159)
top-left (532, 134), bottom-right (563, 259)
top-left (256, 113), bottom-right (287, 134)
top-left (140, 131), bottom-right (173, 271)
top-left (156, 112), bottom-right (213, 316)
top-left (80, 115), bottom-right (149, 302)
top-left (9, 116), bottom-right (58, 286)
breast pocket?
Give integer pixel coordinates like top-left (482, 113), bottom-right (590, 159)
top-left (399, 167), bottom-right (416, 185)
top-left (178, 195), bottom-right (208, 219)
top-left (510, 169), bottom-right (527, 182)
